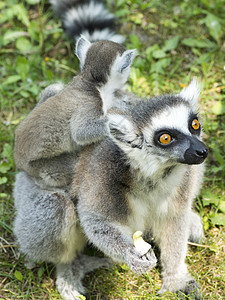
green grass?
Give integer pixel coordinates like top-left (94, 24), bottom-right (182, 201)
top-left (0, 0), bottom-right (225, 299)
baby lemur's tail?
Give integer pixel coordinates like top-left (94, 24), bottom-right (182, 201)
top-left (49, 0), bottom-right (125, 43)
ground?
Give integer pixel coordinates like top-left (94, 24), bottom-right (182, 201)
top-left (0, 0), bottom-right (225, 299)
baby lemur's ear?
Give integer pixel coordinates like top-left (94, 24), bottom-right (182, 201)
top-left (108, 114), bottom-right (143, 149)
top-left (75, 35), bottom-right (91, 69)
top-left (117, 49), bottom-right (137, 73)
top-left (179, 77), bottom-right (202, 109)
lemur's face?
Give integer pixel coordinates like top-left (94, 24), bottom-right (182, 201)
top-left (142, 103), bottom-right (208, 165)
top-left (108, 79), bottom-right (208, 173)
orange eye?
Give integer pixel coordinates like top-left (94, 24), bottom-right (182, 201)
top-left (192, 119), bottom-right (200, 130)
top-left (159, 134), bottom-right (171, 145)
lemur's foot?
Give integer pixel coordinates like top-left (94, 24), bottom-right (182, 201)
top-left (56, 255), bottom-right (112, 299)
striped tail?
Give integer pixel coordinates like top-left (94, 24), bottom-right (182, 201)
top-left (49, 0), bottom-right (125, 43)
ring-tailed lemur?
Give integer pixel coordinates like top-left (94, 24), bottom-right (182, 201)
top-left (14, 36), bottom-right (136, 189)
top-left (71, 79), bottom-right (207, 299)
top-left (14, 0), bottom-right (205, 299)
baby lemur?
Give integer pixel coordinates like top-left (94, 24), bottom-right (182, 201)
top-left (70, 79), bottom-right (207, 299)
top-left (14, 36), bottom-right (136, 189)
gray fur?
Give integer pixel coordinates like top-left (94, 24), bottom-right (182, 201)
top-left (14, 39), bottom-right (136, 188)
top-left (14, 172), bottom-right (85, 264)
top-left (188, 211), bottom-right (204, 243)
top-left (38, 82), bottom-right (64, 106)
top-left (56, 255), bottom-right (111, 299)
top-left (13, 171), bottom-right (111, 299)
top-left (70, 84), bottom-right (207, 298)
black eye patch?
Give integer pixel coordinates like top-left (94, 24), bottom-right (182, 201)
top-left (188, 114), bottom-right (201, 135)
top-left (153, 129), bottom-right (185, 148)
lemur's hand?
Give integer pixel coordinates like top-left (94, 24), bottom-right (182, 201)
top-left (125, 246), bottom-right (157, 274)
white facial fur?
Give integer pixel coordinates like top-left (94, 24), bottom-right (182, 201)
top-left (108, 113), bottom-right (163, 178)
top-left (108, 114), bottom-right (137, 141)
top-left (109, 103), bottom-right (195, 178)
top-left (143, 104), bottom-right (192, 143)
top-left (137, 105), bottom-right (191, 177)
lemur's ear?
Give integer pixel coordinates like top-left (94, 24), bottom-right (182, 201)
top-left (179, 77), bottom-right (202, 109)
top-left (117, 49), bottom-right (137, 73)
top-left (75, 35), bottom-right (91, 69)
top-left (108, 114), bottom-right (143, 149)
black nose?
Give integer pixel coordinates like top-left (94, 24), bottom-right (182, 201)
top-left (196, 148), bottom-right (208, 159)
top-left (183, 137), bottom-right (208, 165)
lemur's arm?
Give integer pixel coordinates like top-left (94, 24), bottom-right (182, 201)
top-left (77, 207), bottom-right (157, 274)
top-left (70, 116), bottom-right (109, 146)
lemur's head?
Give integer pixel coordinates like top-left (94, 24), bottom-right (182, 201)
top-left (108, 78), bottom-right (208, 177)
top-left (75, 35), bottom-right (137, 88)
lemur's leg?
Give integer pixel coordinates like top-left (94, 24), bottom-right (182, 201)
top-left (188, 211), bottom-right (204, 243)
top-left (14, 172), bottom-right (111, 299)
top-left (14, 172), bottom-right (84, 265)
top-left (29, 152), bottom-right (79, 189)
top-left (56, 255), bottom-right (112, 299)
top-left (37, 82), bottom-right (64, 106)
top-left (155, 214), bottom-right (201, 299)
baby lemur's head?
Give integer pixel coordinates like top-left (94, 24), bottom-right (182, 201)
top-left (75, 36), bottom-right (137, 88)
top-left (108, 78), bottom-right (208, 177)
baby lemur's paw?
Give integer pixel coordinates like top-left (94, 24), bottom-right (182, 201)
top-left (125, 247), bottom-right (157, 274)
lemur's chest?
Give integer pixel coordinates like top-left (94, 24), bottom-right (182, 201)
top-left (126, 186), bottom-right (170, 235)
top-left (121, 166), bottom-right (187, 237)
